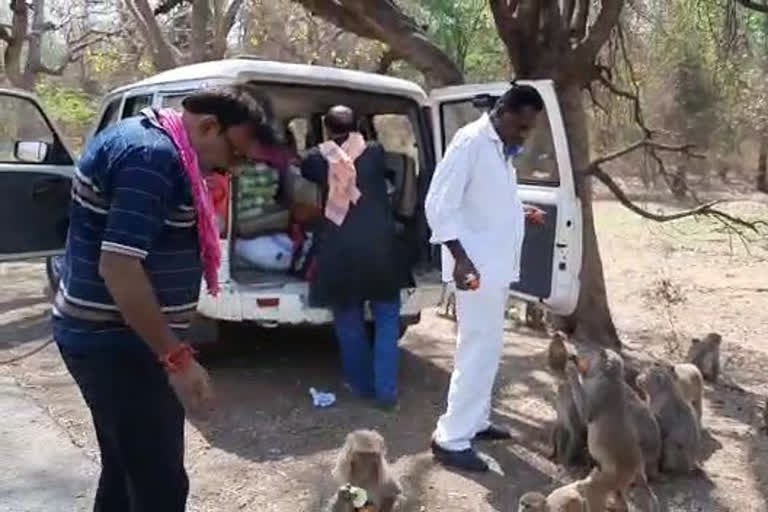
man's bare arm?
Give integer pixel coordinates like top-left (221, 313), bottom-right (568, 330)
top-left (99, 252), bottom-right (180, 356)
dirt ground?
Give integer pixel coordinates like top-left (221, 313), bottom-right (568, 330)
top-left (1, 198), bottom-right (767, 512)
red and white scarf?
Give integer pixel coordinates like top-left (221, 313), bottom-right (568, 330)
top-left (318, 132), bottom-right (366, 226)
top-left (155, 109), bottom-right (221, 296)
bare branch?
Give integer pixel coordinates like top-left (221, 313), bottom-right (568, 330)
top-left (221, 0), bottom-right (244, 35)
top-left (596, 73), bottom-right (648, 136)
top-left (587, 166), bottom-right (761, 231)
top-left (583, 140), bottom-right (763, 232)
top-left (735, 0), bottom-right (768, 13)
top-left (571, 0), bottom-right (589, 40)
top-left (588, 139), bottom-right (703, 168)
top-left (574, 0), bottom-right (625, 63)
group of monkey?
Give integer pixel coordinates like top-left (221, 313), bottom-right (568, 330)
top-left (518, 331), bottom-right (722, 512)
top-left (324, 332), bottom-right (723, 512)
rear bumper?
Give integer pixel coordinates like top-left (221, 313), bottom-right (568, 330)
top-left (196, 281), bottom-right (443, 327)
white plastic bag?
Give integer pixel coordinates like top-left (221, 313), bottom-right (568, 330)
top-left (234, 234), bottom-right (294, 271)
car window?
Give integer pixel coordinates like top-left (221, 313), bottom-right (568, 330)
top-left (95, 98), bottom-right (121, 134)
top-left (0, 94), bottom-right (56, 163)
top-left (122, 94), bottom-right (153, 118)
top-left (161, 94), bottom-right (187, 110)
top-left (372, 114), bottom-right (419, 164)
top-left (439, 99), bottom-right (560, 186)
top-left (287, 117), bottom-right (308, 153)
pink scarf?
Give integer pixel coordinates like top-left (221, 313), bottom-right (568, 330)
top-left (155, 109), bottom-right (221, 296)
top-left (318, 132), bottom-right (366, 226)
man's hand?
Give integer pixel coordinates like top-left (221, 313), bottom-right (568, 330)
top-left (168, 359), bottom-right (215, 419)
top-left (444, 239), bottom-right (480, 291)
top-left (453, 254), bottom-right (480, 291)
top-left (524, 205), bottom-right (547, 225)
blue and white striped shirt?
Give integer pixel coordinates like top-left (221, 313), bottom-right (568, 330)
top-left (53, 112), bottom-right (202, 351)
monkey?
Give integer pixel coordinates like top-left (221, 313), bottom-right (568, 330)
top-left (637, 363), bottom-right (701, 475)
top-left (672, 363), bottom-right (704, 429)
top-left (517, 471), bottom-right (614, 512)
top-left (623, 381), bottom-right (663, 482)
top-left (686, 333), bottom-right (722, 383)
top-left (547, 333), bottom-right (660, 479)
top-left (327, 430), bottom-right (402, 512)
top-left (565, 349), bottom-right (660, 512)
top-left (547, 333), bottom-right (589, 466)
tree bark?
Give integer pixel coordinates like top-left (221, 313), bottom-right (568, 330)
top-left (555, 86), bottom-right (621, 348)
top-left (191, 0), bottom-right (212, 62)
top-left (758, 135), bottom-right (768, 194)
top-left (125, 0), bottom-right (182, 70)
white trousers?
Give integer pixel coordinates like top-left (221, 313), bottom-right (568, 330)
top-left (433, 284), bottom-right (508, 451)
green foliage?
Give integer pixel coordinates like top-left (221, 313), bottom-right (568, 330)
top-left (402, 0), bottom-right (508, 82)
top-left (35, 80), bottom-right (98, 128)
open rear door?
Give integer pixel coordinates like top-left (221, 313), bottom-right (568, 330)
top-left (0, 89), bottom-right (74, 262)
top-left (429, 81), bottom-right (582, 315)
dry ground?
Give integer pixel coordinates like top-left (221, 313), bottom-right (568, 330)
top-left (1, 197), bottom-right (767, 511)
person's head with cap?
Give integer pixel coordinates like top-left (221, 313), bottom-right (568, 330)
top-left (181, 83), bottom-right (278, 172)
top-left (323, 105), bottom-right (357, 144)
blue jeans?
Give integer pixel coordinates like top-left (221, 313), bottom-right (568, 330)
top-left (332, 298), bottom-right (401, 403)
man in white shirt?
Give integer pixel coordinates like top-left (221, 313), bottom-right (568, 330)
top-left (426, 84), bottom-right (546, 472)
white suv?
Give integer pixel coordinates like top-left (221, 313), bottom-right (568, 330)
top-left (0, 58), bottom-right (583, 344)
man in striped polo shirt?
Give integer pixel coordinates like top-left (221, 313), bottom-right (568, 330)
top-left (53, 85), bottom-right (276, 512)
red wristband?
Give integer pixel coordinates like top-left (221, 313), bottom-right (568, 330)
top-left (160, 344), bottom-right (197, 374)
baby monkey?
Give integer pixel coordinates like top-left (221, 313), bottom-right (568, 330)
top-left (328, 429), bottom-right (402, 512)
top-left (517, 471), bottom-right (613, 512)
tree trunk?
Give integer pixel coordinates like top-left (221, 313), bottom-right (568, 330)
top-left (191, 0), bottom-right (211, 62)
top-left (758, 135), bottom-right (767, 194)
top-left (554, 85), bottom-right (621, 348)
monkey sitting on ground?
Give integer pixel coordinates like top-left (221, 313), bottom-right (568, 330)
top-left (637, 363), bottom-right (701, 474)
top-left (517, 470), bottom-right (614, 512)
top-left (687, 333), bottom-right (722, 383)
top-left (672, 363), bottom-right (704, 429)
top-left (548, 333), bottom-right (660, 481)
top-left (547, 333), bottom-right (589, 466)
top-left (327, 430), bottom-right (402, 512)
top-left (565, 349), bottom-right (660, 511)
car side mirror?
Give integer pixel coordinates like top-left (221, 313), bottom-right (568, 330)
top-left (14, 140), bottom-right (49, 163)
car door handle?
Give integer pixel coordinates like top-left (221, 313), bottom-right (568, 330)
top-left (31, 177), bottom-right (65, 198)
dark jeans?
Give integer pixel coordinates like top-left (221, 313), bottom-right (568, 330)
top-left (59, 344), bottom-right (188, 512)
top-left (332, 297), bottom-right (401, 403)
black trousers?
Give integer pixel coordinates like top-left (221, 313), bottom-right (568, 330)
top-left (59, 343), bottom-right (189, 512)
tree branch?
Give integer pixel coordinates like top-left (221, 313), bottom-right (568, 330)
top-left (292, 0), bottom-right (463, 86)
top-left (221, 0), bottom-right (244, 35)
top-left (570, 0), bottom-right (589, 41)
top-left (574, 0), bottom-right (625, 64)
top-left (735, 0), bottom-right (768, 13)
top-left (588, 165), bottom-right (763, 231)
top-left (489, 0), bottom-right (521, 71)
top-left (582, 140), bottom-right (763, 232)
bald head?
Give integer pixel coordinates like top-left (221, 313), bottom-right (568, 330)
top-left (324, 105), bottom-right (356, 138)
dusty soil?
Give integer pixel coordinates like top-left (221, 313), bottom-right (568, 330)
top-left (1, 198), bottom-right (767, 512)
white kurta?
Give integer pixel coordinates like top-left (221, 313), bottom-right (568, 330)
top-left (425, 113), bottom-right (526, 451)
